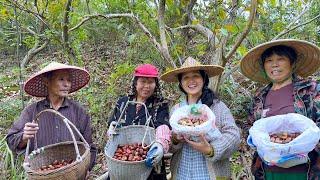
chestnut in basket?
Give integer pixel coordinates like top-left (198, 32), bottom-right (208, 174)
top-left (113, 143), bottom-right (149, 162)
top-left (270, 132), bottom-right (301, 144)
top-left (37, 159), bottom-right (74, 172)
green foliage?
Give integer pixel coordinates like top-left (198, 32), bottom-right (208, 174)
top-left (22, 35), bottom-right (36, 49)
top-left (0, 137), bottom-right (25, 179)
top-left (231, 151), bottom-right (242, 174)
top-left (106, 62), bottom-right (135, 97)
top-left (0, 98), bottom-right (24, 131)
top-left (237, 45), bottom-right (248, 57)
top-left (0, 65), bottom-right (23, 129)
top-left (220, 77), bottom-right (252, 120)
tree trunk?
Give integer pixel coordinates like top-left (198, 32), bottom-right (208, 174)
top-left (210, 76), bottom-right (221, 93)
top-left (209, 47), bottom-right (223, 92)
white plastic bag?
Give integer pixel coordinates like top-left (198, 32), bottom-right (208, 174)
top-left (247, 113), bottom-right (320, 167)
top-left (170, 104), bottom-right (219, 141)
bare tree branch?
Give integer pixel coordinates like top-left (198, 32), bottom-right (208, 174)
top-left (7, 0), bottom-right (50, 28)
top-left (273, 0), bottom-right (314, 40)
top-left (188, 0), bottom-right (216, 49)
top-left (63, 2), bottom-right (77, 61)
top-left (41, 0), bottom-right (50, 16)
top-left (220, 0), bottom-right (238, 66)
top-left (34, 0), bottom-right (40, 15)
top-left (273, 13), bottom-right (320, 40)
top-left (22, 27), bottom-right (46, 38)
top-left (21, 39), bottom-right (49, 68)
top-left (153, 0), bottom-right (158, 8)
top-left (225, 0), bottom-right (257, 61)
top-left (158, 0), bottom-right (175, 67)
top-left (174, 24), bottom-right (217, 49)
top-left (62, 0), bottom-right (72, 44)
top-left (168, 0), bottom-right (217, 50)
top-left (69, 13), bottom-right (176, 66)
top-left (69, 14), bottom-right (160, 48)
top-left (25, 27), bottom-right (37, 35)
top-left (170, 24), bottom-right (216, 48)
top-left (170, 25), bottom-right (195, 31)
top-left (61, 0), bottom-right (77, 61)
top-left (220, 64), bottom-right (240, 84)
top-left (186, 0), bottom-right (197, 24)
top-left (85, 0), bottom-right (91, 14)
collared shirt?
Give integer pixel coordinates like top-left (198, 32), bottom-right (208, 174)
top-left (6, 98), bottom-right (97, 170)
top-left (175, 100), bottom-right (211, 180)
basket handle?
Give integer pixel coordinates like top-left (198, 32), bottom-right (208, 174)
top-left (114, 100), bottom-right (155, 148)
top-left (115, 101), bottom-right (154, 127)
top-left (24, 109), bottom-right (90, 165)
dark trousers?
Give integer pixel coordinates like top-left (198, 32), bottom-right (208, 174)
top-left (147, 159), bottom-right (167, 180)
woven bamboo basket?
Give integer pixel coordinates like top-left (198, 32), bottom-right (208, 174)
top-left (105, 101), bottom-right (156, 180)
top-left (105, 125), bottom-right (155, 180)
top-left (23, 109), bottom-right (91, 180)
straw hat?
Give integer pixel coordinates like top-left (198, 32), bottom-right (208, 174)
top-left (24, 62), bottom-right (90, 97)
top-left (240, 39), bottom-right (320, 84)
top-left (160, 57), bottom-right (224, 82)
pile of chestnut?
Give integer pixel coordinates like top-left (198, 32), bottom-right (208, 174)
top-left (270, 132), bottom-right (301, 144)
top-left (178, 117), bottom-right (207, 127)
top-left (38, 159), bottom-right (74, 172)
top-left (113, 143), bottom-right (150, 161)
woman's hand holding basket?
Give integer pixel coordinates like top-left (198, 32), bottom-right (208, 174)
top-left (107, 121), bottom-right (118, 137)
top-left (145, 142), bottom-right (164, 167)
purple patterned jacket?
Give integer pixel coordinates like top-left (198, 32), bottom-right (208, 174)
top-left (244, 76), bottom-right (320, 178)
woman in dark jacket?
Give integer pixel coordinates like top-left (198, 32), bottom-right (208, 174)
top-left (107, 64), bottom-right (171, 180)
top-left (240, 39), bottom-right (320, 179)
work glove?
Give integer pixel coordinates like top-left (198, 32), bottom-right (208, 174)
top-left (145, 142), bottom-right (164, 167)
top-left (107, 121), bottom-right (118, 137)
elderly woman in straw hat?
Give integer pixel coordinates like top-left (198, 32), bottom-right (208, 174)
top-left (107, 64), bottom-right (171, 180)
top-left (240, 39), bottom-right (320, 179)
top-left (6, 62), bottom-right (97, 171)
top-left (161, 57), bottom-right (240, 180)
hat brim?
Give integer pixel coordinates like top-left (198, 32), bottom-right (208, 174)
top-left (160, 65), bottom-right (224, 82)
top-left (24, 64), bottom-right (90, 97)
top-left (240, 39), bottom-right (320, 84)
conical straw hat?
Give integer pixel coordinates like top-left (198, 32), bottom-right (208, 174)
top-left (24, 62), bottom-right (90, 97)
top-left (240, 39), bottom-right (320, 84)
top-left (160, 57), bottom-right (224, 82)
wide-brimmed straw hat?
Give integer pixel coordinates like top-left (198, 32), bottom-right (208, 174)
top-left (24, 62), bottom-right (90, 97)
top-left (160, 57), bottom-right (224, 82)
top-left (240, 39), bottom-right (320, 84)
